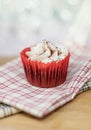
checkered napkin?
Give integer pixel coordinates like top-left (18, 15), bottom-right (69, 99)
top-left (0, 44), bottom-right (91, 118)
top-left (0, 78), bottom-right (91, 119)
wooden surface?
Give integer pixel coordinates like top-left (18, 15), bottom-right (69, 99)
top-left (0, 57), bottom-right (91, 130)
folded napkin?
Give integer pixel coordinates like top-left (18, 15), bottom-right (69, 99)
top-left (0, 78), bottom-right (91, 119)
top-left (0, 43), bottom-right (91, 118)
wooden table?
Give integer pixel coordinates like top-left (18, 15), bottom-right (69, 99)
top-left (0, 57), bottom-right (91, 130)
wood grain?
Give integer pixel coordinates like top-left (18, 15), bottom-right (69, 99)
top-left (0, 57), bottom-right (91, 130)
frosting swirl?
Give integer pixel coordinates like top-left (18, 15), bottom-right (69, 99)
top-left (26, 40), bottom-right (68, 63)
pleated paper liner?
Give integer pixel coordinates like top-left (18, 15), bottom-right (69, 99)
top-left (20, 47), bottom-right (70, 88)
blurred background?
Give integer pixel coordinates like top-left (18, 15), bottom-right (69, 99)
top-left (0, 0), bottom-right (91, 56)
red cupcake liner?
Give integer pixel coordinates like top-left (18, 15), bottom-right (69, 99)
top-left (20, 47), bottom-right (70, 88)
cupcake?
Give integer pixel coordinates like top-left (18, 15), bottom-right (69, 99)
top-left (20, 40), bottom-right (70, 88)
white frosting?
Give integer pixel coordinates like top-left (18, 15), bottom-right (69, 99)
top-left (26, 40), bottom-right (68, 63)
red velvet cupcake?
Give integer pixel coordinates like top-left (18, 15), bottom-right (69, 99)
top-left (20, 40), bottom-right (70, 88)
